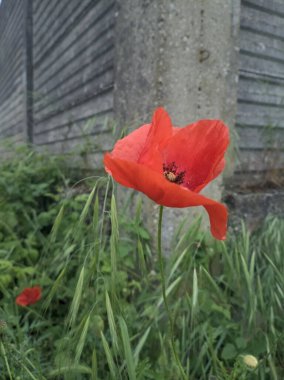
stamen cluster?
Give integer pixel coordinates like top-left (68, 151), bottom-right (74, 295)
top-left (163, 162), bottom-right (185, 184)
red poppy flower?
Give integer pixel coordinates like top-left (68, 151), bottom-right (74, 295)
top-left (16, 286), bottom-right (42, 307)
top-left (104, 108), bottom-right (229, 240)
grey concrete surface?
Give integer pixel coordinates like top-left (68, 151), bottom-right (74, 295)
top-left (114, 0), bottom-right (241, 246)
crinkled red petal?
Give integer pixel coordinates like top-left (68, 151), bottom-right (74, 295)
top-left (163, 119), bottom-right (229, 191)
top-left (109, 123), bottom-right (151, 163)
top-left (16, 286), bottom-right (41, 306)
top-left (104, 154), bottom-right (227, 240)
top-left (138, 107), bottom-right (173, 171)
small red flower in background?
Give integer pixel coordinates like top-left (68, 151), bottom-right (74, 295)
top-left (16, 286), bottom-right (42, 307)
top-left (104, 108), bottom-right (229, 240)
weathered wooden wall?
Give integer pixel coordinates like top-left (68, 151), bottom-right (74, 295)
top-left (0, 0), bottom-right (26, 143)
top-left (0, 0), bottom-right (283, 186)
top-left (234, 0), bottom-right (284, 187)
top-left (32, 0), bottom-right (116, 168)
top-left (0, 0), bottom-right (116, 167)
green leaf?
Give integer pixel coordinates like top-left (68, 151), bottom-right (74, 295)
top-left (221, 343), bottom-right (237, 360)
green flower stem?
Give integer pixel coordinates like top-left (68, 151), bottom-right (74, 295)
top-left (157, 205), bottom-right (188, 380)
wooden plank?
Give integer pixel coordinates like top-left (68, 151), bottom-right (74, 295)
top-left (0, 1), bottom-right (18, 37)
top-left (0, 108), bottom-right (24, 136)
top-left (34, 20), bottom-right (115, 92)
top-left (0, 1), bottom-right (23, 48)
top-left (33, 114), bottom-right (113, 143)
top-left (0, 1), bottom-right (25, 142)
top-left (34, 129), bottom-right (113, 151)
top-left (237, 102), bottom-right (284, 128)
top-left (33, 0), bottom-right (87, 51)
top-left (23, 0), bottom-right (34, 143)
top-left (33, 108), bottom-right (113, 136)
top-left (240, 28), bottom-right (284, 63)
top-left (238, 76), bottom-right (284, 106)
top-left (0, 92), bottom-right (23, 126)
top-left (0, 50), bottom-right (23, 103)
top-left (236, 125), bottom-right (284, 149)
top-left (239, 69), bottom-right (284, 85)
top-left (34, 22), bottom-right (114, 93)
top-left (0, 116), bottom-right (24, 137)
top-left (34, 59), bottom-right (114, 117)
top-left (34, 79), bottom-right (114, 126)
top-left (236, 149), bottom-right (284, 172)
top-left (32, 0), bottom-right (50, 18)
top-left (241, 5), bottom-right (284, 40)
top-left (33, 90), bottom-right (113, 134)
top-left (55, 151), bottom-right (105, 172)
top-left (34, 45), bottom-right (114, 110)
top-left (33, 0), bottom-right (100, 66)
top-left (33, 0), bottom-right (60, 36)
top-left (34, 0), bottom-right (115, 82)
top-left (242, 0), bottom-right (284, 17)
top-left (239, 51), bottom-right (284, 78)
top-left (225, 169), bottom-right (284, 188)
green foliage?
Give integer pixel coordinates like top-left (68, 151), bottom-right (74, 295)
top-left (0, 145), bottom-right (283, 379)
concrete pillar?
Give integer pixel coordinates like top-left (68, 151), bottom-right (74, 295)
top-left (113, 0), bottom-right (241, 245)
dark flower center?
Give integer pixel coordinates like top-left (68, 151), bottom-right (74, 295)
top-left (163, 162), bottom-right (185, 184)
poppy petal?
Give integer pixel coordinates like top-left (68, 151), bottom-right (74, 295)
top-left (163, 120), bottom-right (229, 191)
top-left (109, 123), bottom-right (151, 163)
top-left (16, 294), bottom-right (28, 306)
top-left (16, 286), bottom-right (42, 307)
top-left (104, 154), bottom-right (227, 240)
top-left (138, 107), bottom-right (173, 171)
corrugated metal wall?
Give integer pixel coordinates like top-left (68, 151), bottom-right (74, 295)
top-left (235, 0), bottom-right (284, 186)
top-left (32, 0), bottom-right (116, 165)
top-left (0, 1), bottom-right (26, 143)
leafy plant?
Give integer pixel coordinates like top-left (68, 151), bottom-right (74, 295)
top-left (0, 144), bottom-right (283, 379)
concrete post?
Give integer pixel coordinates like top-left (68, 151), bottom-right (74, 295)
top-left (113, 0), bottom-right (240, 246)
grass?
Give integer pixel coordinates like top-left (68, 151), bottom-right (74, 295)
top-left (0, 145), bottom-right (283, 379)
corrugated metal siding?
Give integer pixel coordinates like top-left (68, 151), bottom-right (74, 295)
top-left (32, 0), bottom-right (116, 157)
top-left (235, 0), bottom-right (284, 185)
top-left (0, 0), bottom-right (25, 142)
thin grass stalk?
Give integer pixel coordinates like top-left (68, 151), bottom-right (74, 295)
top-left (134, 326), bottom-right (151, 365)
top-left (105, 291), bottom-right (119, 353)
top-left (119, 317), bottom-right (136, 380)
top-left (75, 314), bottom-right (90, 363)
top-left (67, 265), bottom-right (85, 328)
top-left (110, 194), bottom-right (119, 301)
top-left (91, 348), bottom-right (98, 380)
top-left (100, 331), bottom-right (117, 380)
top-left (0, 341), bottom-right (12, 380)
top-left (157, 205), bottom-right (188, 380)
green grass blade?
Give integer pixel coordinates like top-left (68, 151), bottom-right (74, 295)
top-left (110, 194), bottom-right (119, 298)
top-left (75, 314), bottom-right (90, 363)
top-left (50, 205), bottom-right (65, 243)
top-left (47, 365), bottom-right (92, 378)
top-left (91, 348), bottom-right (98, 380)
top-left (157, 276), bottom-right (182, 307)
top-left (67, 266), bottom-right (85, 328)
top-left (119, 317), bottom-right (136, 380)
top-left (42, 268), bottom-right (66, 311)
top-left (134, 327), bottom-right (151, 365)
top-left (106, 291), bottom-right (119, 353)
top-left (78, 185), bottom-right (97, 226)
top-left (100, 332), bottom-right (117, 380)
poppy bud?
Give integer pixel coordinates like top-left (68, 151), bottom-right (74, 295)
top-left (243, 354), bottom-right (258, 368)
